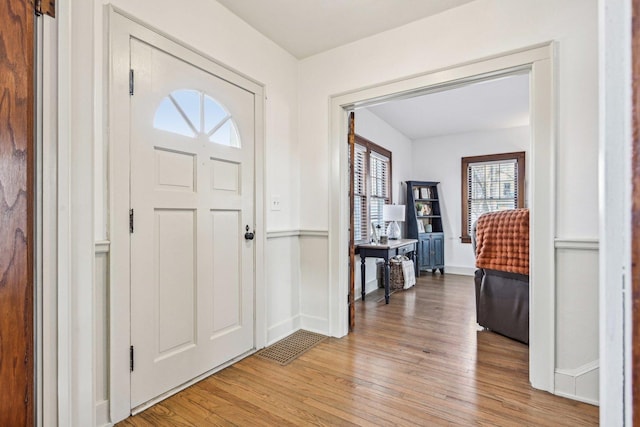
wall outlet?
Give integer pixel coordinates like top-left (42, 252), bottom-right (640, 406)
top-left (271, 195), bottom-right (282, 211)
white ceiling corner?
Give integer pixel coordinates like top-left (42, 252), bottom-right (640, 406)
top-left (215, 0), bottom-right (477, 59)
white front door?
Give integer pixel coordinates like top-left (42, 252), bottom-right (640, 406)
top-left (129, 38), bottom-right (255, 408)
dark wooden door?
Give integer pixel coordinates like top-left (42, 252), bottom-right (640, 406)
top-left (0, 0), bottom-right (35, 425)
top-left (348, 112), bottom-right (356, 331)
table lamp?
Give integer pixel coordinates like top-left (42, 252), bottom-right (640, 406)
top-left (383, 204), bottom-right (405, 240)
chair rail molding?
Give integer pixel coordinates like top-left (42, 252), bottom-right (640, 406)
top-left (554, 238), bottom-right (599, 250)
top-left (95, 240), bottom-right (110, 253)
top-left (267, 229), bottom-right (329, 239)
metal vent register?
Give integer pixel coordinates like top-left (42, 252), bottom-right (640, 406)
top-left (256, 330), bottom-right (327, 365)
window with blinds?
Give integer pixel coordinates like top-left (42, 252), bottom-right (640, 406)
top-left (353, 145), bottom-right (367, 242)
top-left (460, 152), bottom-right (525, 243)
top-left (352, 136), bottom-right (392, 243)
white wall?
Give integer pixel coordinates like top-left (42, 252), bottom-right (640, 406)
top-left (74, 0), bottom-right (303, 423)
top-left (411, 126), bottom-right (530, 275)
top-left (298, 0), bottom-right (599, 404)
top-left (354, 108), bottom-right (413, 296)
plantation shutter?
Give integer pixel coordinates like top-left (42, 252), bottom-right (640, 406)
top-left (467, 158), bottom-right (518, 235)
top-left (370, 151), bottom-right (390, 232)
top-left (351, 135), bottom-right (392, 244)
top-left (353, 144), bottom-right (368, 242)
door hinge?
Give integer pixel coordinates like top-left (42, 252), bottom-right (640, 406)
top-left (34, 0), bottom-right (55, 17)
top-left (130, 345), bottom-right (134, 372)
top-left (129, 209), bottom-right (134, 233)
top-left (129, 69), bottom-right (134, 96)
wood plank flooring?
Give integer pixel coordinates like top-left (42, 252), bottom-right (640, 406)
top-left (118, 273), bottom-right (598, 426)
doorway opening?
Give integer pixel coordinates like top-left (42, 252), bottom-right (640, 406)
top-left (331, 44), bottom-right (555, 392)
top-left (348, 72), bottom-right (530, 329)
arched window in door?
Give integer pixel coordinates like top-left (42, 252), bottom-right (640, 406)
top-left (153, 89), bottom-right (241, 148)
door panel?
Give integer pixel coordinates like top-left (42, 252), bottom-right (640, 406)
top-left (211, 159), bottom-right (240, 193)
top-left (155, 148), bottom-right (195, 190)
top-left (156, 209), bottom-right (196, 354)
top-left (433, 234), bottom-right (444, 266)
top-left (130, 38), bottom-right (255, 408)
top-left (420, 236), bottom-right (431, 269)
top-left (211, 210), bottom-right (242, 334)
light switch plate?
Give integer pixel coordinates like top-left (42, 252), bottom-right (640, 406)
top-left (271, 195), bottom-right (282, 211)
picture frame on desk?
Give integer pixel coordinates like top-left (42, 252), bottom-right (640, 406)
top-left (417, 221), bottom-right (425, 233)
top-left (370, 221), bottom-right (379, 243)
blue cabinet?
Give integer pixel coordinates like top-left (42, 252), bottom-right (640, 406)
top-left (407, 181), bottom-right (445, 274)
top-left (419, 233), bottom-right (444, 274)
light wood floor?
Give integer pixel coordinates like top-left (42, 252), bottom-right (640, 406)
top-left (118, 274), bottom-right (598, 426)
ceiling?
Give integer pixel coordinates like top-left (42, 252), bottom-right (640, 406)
top-left (215, 0), bottom-right (477, 59)
top-left (363, 73), bottom-right (530, 140)
top-left (215, 0), bottom-right (527, 139)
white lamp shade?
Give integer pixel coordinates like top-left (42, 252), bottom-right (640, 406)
top-left (383, 204), bottom-right (405, 222)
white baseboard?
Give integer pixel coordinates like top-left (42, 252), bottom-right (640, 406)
top-left (443, 265), bottom-right (475, 276)
top-left (300, 314), bottom-right (329, 336)
top-left (355, 279), bottom-right (379, 300)
top-left (96, 399), bottom-right (111, 427)
top-left (554, 360), bottom-right (599, 406)
top-left (267, 315), bottom-right (301, 346)
top-left (554, 390), bottom-right (599, 407)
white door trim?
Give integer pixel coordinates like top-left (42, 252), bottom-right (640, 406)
top-left (108, 8), bottom-right (266, 423)
top-left (598, 0), bottom-right (632, 423)
top-left (328, 43), bottom-right (556, 392)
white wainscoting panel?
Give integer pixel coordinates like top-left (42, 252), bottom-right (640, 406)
top-left (554, 239), bottom-right (599, 405)
top-left (299, 233), bottom-right (330, 335)
top-left (266, 232), bottom-right (301, 344)
top-left (95, 241), bottom-right (110, 426)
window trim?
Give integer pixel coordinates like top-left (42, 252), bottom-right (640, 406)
top-left (460, 151), bottom-right (525, 243)
top-left (353, 135), bottom-right (392, 244)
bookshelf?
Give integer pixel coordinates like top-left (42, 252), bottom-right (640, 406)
top-left (406, 181), bottom-right (445, 274)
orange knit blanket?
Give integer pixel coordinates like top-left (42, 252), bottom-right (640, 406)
top-left (475, 209), bottom-right (529, 275)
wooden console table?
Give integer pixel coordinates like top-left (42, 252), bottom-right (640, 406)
top-left (356, 239), bottom-right (418, 304)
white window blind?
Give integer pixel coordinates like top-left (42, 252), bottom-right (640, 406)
top-left (467, 159), bottom-right (518, 236)
top-left (353, 144), bottom-right (367, 242)
top-left (352, 141), bottom-right (391, 243)
top-left (370, 151), bottom-right (389, 231)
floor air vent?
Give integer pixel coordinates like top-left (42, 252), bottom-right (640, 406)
top-left (256, 330), bottom-right (327, 365)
